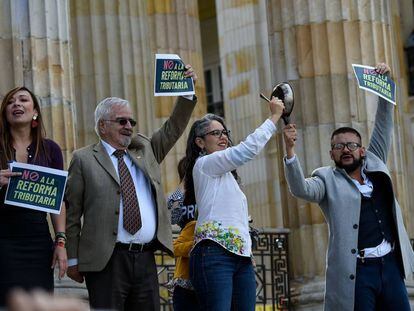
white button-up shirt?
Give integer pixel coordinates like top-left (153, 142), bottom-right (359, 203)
top-left (193, 119), bottom-right (277, 257)
top-left (101, 140), bottom-right (156, 244)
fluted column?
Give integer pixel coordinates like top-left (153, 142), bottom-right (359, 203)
top-left (266, 0), bottom-right (414, 302)
top-left (146, 0), bottom-right (206, 191)
top-left (215, 0), bottom-right (285, 228)
top-left (70, 0), bottom-right (206, 191)
top-left (0, 0), bottom-right (76, 165)
top-left (70, 0), bottom-right (153, 146)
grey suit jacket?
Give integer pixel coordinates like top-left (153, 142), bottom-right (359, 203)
top-left (65, 96), bottom-right (196, 272)
top-left (284, 97), bottom-right (414, 311)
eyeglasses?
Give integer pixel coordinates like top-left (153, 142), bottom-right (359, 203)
top-left (203, 129), bottom-right (231, 138)
top-left (331, 142), bottom-right (361, 151)
top-left (103, 118), bottom-right (137, 127)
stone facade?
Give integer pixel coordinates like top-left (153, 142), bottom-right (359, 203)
top-left (0, 0), bottom-right (413, 309)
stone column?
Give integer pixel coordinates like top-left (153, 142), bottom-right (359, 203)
top-left (70, 0), bottom-right (154, 146)
top-left (215, 0), bottom-right (285, 228)
top-left (146, 0), bottom-right (206, 191)
top-left (65, 0), bottom-right (207, 298)
top-left (266, 0), bottom-right (414, 306)
top-left (70, 0), bottom-right (206, 191)
top-left (0, 0), bottom-right (76, 164)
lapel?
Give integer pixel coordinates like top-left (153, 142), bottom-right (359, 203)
top-left (128, 148), bottom-right (150, 179)
top-left (93, 142), bottom-right (119, 185)
top-left (364, 152), bottom-right (388, 174)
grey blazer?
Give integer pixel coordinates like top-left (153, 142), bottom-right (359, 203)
top-left (284, 97), bottom-right (414, 310)
top-left (65, 96), bottom-right (196, 272)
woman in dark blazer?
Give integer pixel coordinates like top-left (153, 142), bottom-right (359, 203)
top-left (0, 86), bottom-right (67, 306)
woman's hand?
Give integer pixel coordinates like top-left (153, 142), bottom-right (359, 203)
top-left (51, 245), bottom-right (67, 279)
top-left (269, 96), bottom-right (285, 124)
top-left (0, 169), bottom-right (21, 188)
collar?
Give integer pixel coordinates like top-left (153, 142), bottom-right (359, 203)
top-left (100, 139), bottom-right (126, 157)
top-left (360, 168), bottom-right (370, 184)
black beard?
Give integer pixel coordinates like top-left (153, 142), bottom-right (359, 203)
top-left (335, 156), bottom-right (363, 173)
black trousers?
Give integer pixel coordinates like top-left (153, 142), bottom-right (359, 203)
top-left (85, 245), bottom-right (160, 311)
top-left (354, 251), bottom-right (410, 311)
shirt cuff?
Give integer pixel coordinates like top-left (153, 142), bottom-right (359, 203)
top-left (284, 154), bottom-right (297, 164)
top-left (182, 94), bottom-right (194, 100)
top-left (68, 258), bottom-right (78, 267)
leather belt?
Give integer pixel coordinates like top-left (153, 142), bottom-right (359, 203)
top-left (115, 241), bottom-right (154, 252)
top-left (357, 249), bottom-right (394, 263)
top-left (357, 241), bottom-right (395, 262)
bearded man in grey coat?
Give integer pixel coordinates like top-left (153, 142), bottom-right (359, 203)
top-left (282, 63), bottom-right (414, 310)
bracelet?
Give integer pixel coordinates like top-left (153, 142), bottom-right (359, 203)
top-left (55, 232), bottom-right (67, 241)
top-left (55, 241), bottom-right (66, 248)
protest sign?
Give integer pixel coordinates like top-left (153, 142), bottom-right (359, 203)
top-left (154, 54), bottom-right (195, 96)
top-left (4, 162), bottom-right (68, 214)
top-left (352, 64), bottom-right (396, 105)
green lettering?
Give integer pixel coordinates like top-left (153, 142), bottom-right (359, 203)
top-left (16, 180), bottom-right (25, 190)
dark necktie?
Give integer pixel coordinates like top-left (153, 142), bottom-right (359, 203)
top-left (113, 149), bottom-right (142, 234)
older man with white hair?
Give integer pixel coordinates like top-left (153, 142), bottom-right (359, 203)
top-left (65, 66), bottom-right (197, 311)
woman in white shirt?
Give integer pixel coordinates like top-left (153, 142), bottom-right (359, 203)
top-left (184, 97), bottom-right (284, 310)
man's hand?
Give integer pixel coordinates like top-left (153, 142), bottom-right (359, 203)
top-left (184, 64), bottom-right (197, 85)
top-left (375, 63), bottom-right (391, 77)
top-left (283, 124), bottom-right (297, 159)
top-left (67, 265), bottom-right (84, 283)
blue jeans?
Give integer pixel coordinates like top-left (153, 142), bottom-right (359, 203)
top-left (354, 251), bottom-right (410, 311)
top-left (190, 240), bottom-right (256, 311)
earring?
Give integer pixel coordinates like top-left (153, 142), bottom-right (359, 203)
top-left (199, 149), bottom-right (206, 157)
top-left (31, 115), bottom-right (38, 128)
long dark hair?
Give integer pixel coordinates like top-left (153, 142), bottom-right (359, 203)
top-left (0, 86), bottom-right (47, 168)
top-left (183, 114), bottom-right (239, 205)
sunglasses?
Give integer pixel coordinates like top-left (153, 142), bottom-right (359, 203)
top-left (103, 118), bottom-right (137, 127)
top-left (202, 129), bottom-right (230, 138)
top-left (331, 142), bottom-right (361, 151)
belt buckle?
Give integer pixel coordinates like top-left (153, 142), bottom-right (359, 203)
top-left (358, 249), bottom-right (365, 263)
top-left (128, 242), bottom-right (144, 252)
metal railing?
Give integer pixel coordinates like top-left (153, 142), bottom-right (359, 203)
top-left (156, 228), bottom-right (291, 310)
